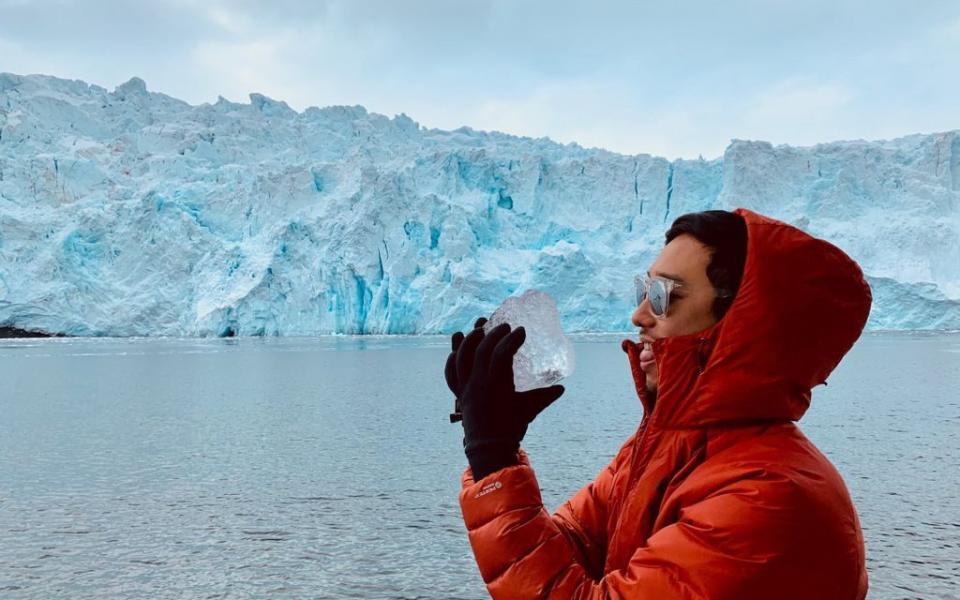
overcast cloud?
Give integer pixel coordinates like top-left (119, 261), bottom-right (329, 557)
top-left (1, 0), bottom-right (958, 158)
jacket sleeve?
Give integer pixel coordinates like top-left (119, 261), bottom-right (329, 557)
top-left (548, 435), bottom-right (637, 579)
top-left (459, 462), bottom-right (857, 600)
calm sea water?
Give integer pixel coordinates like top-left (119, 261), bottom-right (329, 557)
top-left (0, 332), bottom-right (957, 599)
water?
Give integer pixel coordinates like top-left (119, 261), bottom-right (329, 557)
top-left (0, 332), bottom-right (957, 599)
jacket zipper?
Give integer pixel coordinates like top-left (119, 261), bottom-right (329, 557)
top-left (623, 415), bottom-right (657, 502)
top-left (696, 336), bottom-right (707, 374)
top-left (609, 411), bottom-right (655, 537)
top-left (608, 336), bottom-right (707, 557)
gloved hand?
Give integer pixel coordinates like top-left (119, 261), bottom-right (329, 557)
top-left (445, 317), bottom-right (487, 422)
top-left (445, 318), bottom-right (565, 480)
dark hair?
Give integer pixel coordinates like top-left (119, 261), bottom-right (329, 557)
top-left (665, 210), bottom-right (747, 320)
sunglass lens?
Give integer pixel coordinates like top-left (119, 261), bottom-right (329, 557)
top-left (649, 279), bottom-right (666, 316)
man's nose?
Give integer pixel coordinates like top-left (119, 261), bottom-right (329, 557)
top-left (631, 298), bottom-right (657, 329)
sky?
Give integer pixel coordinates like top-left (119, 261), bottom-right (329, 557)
top-left (1, 0), bottom-right (959, 159)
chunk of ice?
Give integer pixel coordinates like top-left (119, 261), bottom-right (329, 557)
top-left (484, 290), bottom-right (575, 392)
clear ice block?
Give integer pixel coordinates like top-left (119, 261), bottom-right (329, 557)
top-left (483, 289), bottom-right (575, 392)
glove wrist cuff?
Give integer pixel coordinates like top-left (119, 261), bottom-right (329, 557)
top-left (466, 442), bottom-right (520, 480)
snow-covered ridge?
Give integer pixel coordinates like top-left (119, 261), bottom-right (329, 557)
top-left (0, 72), bottom-right (957, 335)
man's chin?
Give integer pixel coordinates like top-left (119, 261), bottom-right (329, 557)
top-left (644, 385), bottom-right (657, 404)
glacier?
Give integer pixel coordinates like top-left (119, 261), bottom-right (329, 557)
top-left (0, 72), bottom-right (958, 336)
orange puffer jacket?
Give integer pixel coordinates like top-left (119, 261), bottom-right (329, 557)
top-left (458, 208), bottom-right (872, 599)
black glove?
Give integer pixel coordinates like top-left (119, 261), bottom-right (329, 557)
top-left (446, 319), bottom-right (565, 480)
top-left (445, 317), bottom-right (487, 423)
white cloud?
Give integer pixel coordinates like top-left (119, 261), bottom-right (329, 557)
top-left (727, 79), bottom-right (859, 147)
top-left (0, 35), bottom-right (25, 62)
top-left (202, 5), bottom-right (252, 35)
top-left (752, 79), bottom-right (854, 119)
top-left (193, 38), bottom-right (287, 101)
top-left (934, 15), bottom-right (960, 40)
top-left (2, 1), bottom-right (959, 159)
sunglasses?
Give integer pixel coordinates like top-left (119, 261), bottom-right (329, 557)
top-left (634, 274), bottom-right (684, 318)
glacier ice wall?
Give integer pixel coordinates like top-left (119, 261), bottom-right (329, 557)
top-left (0, 73), bottom-right (958, 335)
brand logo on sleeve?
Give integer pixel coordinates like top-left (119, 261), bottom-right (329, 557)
top-left (474, 481), bottom-right (502, 498)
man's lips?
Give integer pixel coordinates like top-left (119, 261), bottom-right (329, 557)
top-left (639, 343), bottom-right (655, 371)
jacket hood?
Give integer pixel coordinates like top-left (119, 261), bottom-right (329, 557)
top-left (622, 208), bottom-right (872, 427)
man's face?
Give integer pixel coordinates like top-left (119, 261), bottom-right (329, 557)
top-left (630, 234), bottom-right (721, 397)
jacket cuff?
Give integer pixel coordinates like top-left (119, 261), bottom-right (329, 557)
top-left (461, 447), bottom-right (531, 486)
top-left (459, 452), bottom-right (543, 532)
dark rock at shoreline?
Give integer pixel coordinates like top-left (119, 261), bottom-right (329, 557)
top-left (0, 327), bottom-right (64, 338)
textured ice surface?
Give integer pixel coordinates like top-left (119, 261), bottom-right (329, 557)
top-left (483, 290), bottom-right (574, 392)
top-left (0, 72), bottom-right (959, 335)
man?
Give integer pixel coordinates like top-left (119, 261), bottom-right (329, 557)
top-left (444, 208), bottom-right (871, 599)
